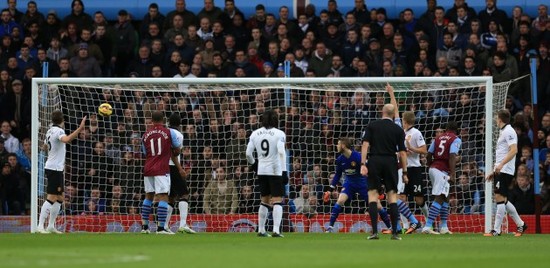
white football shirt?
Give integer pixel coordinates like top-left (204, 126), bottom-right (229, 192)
top-left (246, 127), bottom-right (286, 176)
top-left (169, 128), bottom-right (184, 166)
top-left (44, 126), bottom-right (67, 171)
top-left (495, 124), bottom-right (517, 175)
top-left (405, 127), bottom-right (426, 167)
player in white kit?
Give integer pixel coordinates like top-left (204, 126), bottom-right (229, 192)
top-left (246, 109), bottom-right (286, 237)
top-left (37, 110), bottom-right (86, 233)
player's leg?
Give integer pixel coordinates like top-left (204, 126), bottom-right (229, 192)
top-left (399, 171), bottom-right (421, 233)
top-left (397, 169), bottom-right (411, 230)
top-left (327, 192), bottom-right (348, 232)
top-left (366, 160), bottom-right (381, 239)
top-left (141, 176), bottom-right (155, 233)
top-left (178, 194), bottom-right (195, 234)
top-left (415, 195), bottom-right (429, 223)
top-left (257, 176), bottom-right (271, 237)
top-left (376, 199), bottom-right (394, 233)
top-left (271, 176), bottom-right (285, 237)
top-left (43, 170), bottom-right (63, 234)
top-left (439, 195), bottom-right (452, 234)
top-left (384, 164), bottom-right (401, 239)
top-left (422, 168), bottom-right (443, 234)
top-left (155, 174), bottom-right (172, 234)
top-left (165, 196), bottom-right (175, 232)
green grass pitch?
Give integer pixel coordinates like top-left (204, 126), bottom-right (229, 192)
top-left (0, 233), bottom-right (548, 268)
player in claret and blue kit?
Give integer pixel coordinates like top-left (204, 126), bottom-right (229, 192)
top-left (325, 137), bottom-right (394, 233)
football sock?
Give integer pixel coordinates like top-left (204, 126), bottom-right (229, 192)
top-left (379, 207), bottom-right (391, 229)
top-left (329, 203), bottom-right (342, 227)
top-left (426, 201), bottom-right (441, 228)
top-left (389, 203), bottom-right (400, 234)
top-left (258, 203), bottom-right (269, 233)
top-left (164, 204), bottom-right (173, 230)
top-left (369, 202), bottom-right (378, 234)
top-left (494, 202), bottom-right (506, 232)
top-left (273, 203), bottom-right (283, 234)
top-left (157, 201), bottom-right (169, 230)
top-left (505, 201), bottom-right (524, 227)
top-left (397, 199), bottom-right (418, 224)
top-left (48, 201), bottom-right (61, 229)
top-left (38, 200), bottom-right (53, 229)
top-left (141, 199), bottom-right (153, 226)
top-left (178, 201), bottom-right (189, 228)
top-left (440, 202), bottom-right (449, 228)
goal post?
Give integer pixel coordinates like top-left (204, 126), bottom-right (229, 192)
top-left (31, 76), bottom-right (503, 233)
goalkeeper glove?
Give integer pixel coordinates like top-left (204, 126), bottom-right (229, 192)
top-left (282, 171), bottom-right (289, 185)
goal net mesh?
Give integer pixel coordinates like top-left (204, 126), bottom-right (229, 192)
top-left (32, 78), bottom-right (510, 233)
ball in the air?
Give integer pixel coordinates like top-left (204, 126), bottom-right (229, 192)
top-left (98, 103), bottom-right (113, 116)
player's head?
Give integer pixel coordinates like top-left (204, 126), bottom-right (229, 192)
top-left (403, 111), bottom-right (415, 126)
top-left (382, 103), bottom-right (395, 118)
top-left (51, 110), bottom-right (64, 125)
top-left (168, 113), bottom-right (181, 128)
top-left (497, 109), bottom-right (511, 125)
top-left (446, 121), bottom-right (459, 134)
top-left (337, 137), bottom-right (353, 153)
top-left (151, 111), bottom-right (164, 124)
top-left (261, 109), bottom-right (278, 129)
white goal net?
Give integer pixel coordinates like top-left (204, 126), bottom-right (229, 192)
top-left (31, 77), bottom-right (509, 233)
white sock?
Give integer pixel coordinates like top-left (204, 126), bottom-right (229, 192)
top-left (493, 203), bottom-right (506, 233)
top-left (273, 204), bottom-right (283, 234)
top-left (421, 203), bottom-right (429, 222)
top-left (38, 201), bottom-right (52, 229)
top-left (505, 201), bottom-right (524, 227)
top-left (48, 202), bottom-right (61, 229)
top-left (165, 204), bottom-right (173, 230)
top-left (258, 203), bottom-right (269, 233)
top-left (179, 201), bottom-right (189, 228)
top-left (400, 214), bottom-right (410, 229)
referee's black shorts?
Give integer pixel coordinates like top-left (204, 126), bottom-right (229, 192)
top-left (258, 175), bottom-right (284, 197)
top-left (367, 156), bottom-right (399, 193)
top-left (45, 169), bottom-right (64, 195)
top-left (494, 172), bottom-right (514, 198)
top-left (169, 165), bottom-right (189, 197)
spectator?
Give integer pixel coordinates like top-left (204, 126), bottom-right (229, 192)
top-left (6, 0), bottom-right (23, 23)
top-left (509, 175), bottom-right (535, 214)
top-left (68, 27), bottom-right (104, 65)
top-left (237, 184), bottom-right (259, 214)
top-left (15, 138), bottom-right (30, 173)
top-left (478, 0), bottom-right (508, 32)
top-left (197, 0), bottom-right (226, 25)
top-left (62, 0), bottom-right (93, 30)
top-left (225, 126), bottom-right (248, 167)
top-left (164, 0), bottom-right (197, 31)
top-left (0, 9), bottom-right (23, 40)
top-left (140, 3), bottom-right (165, 38)
top-left (69, 43), bottom-right (101, 77)
top-left (113, 9), bottom-right (137, 77)
top-left (291, 184), bottom-right (318, 217)
top-left (0, 121), bottom-right (19, 153)
top-left (203, 166), bottom-right (238, 214)
top-left (309, 42), bottom-right (332, 77)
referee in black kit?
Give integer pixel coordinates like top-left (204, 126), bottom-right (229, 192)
top-left (360, 101), bottom-right (408, 240)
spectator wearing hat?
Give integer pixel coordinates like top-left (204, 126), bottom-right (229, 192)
top-left (63, 0), bottom-right (93, 30)
top-left (69, 43), bottom-right (101, 77)
top-left (113, 9), bottom-right (137, 77)
top-left (67, 27), bottom-right (104, 65)
top-left (262, 61), bottom-right (276, 77)
top-left (322, 22), bottom-right (343, 54)
top-left (364, 38), bottom-right (383, 76)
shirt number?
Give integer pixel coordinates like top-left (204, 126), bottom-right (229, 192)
top-left (437, 140), bottom-right (448, 156)
top-left (150, 137), bottom-right (162, 156)
top-left (261, 139), bottom-right (270, 157)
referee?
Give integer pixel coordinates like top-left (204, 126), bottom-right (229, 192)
top-left (361, 103), bottom-right (408, 240)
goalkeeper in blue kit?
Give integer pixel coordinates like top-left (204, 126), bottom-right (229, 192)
top-left (325, 137), bottom-right (395, 233)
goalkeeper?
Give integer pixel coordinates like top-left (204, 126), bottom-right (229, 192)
top-left (325, 137), bottom-right (394, 233)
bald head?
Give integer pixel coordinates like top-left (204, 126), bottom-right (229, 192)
top-left (383, 104), bottom-right (395, 118)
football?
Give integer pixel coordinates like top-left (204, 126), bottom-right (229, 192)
top-left (98, 103), bottom-right (113, 117)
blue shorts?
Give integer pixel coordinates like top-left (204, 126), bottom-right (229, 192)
top-left (341, 180), bottom-right (369, 202)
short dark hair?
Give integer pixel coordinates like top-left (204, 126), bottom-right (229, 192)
top-left (151, 111), bottom-right (164, 123)
top-left (168, 113), bottom-right (181, 128)
top-left (498, 109), bottom-right (511, 124)
top-left (261, 109), bottom-right (278, 129)
top-left (339, 137), bottom-right (353, 150)
top-left (446, 121), bottom-right (459, 133)
top-left (52, 110), bottom-right (64, 124)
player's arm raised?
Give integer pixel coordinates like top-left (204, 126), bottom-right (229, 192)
top-left (386, 83), bottom-right (399, 119)
top-left (60, 116), bottom-right (87, 143)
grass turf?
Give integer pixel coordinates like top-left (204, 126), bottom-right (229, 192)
top-left (0, 233), bottom-right (548, 268)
